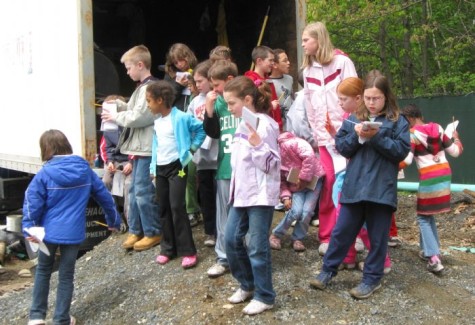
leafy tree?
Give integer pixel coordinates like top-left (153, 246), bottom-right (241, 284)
top-left (306, 0), bottom-right (475, 97)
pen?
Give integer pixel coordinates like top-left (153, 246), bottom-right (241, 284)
top-left (93, 220), bottom-right (108, 227)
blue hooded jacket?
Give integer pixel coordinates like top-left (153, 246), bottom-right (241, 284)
top-left (22, 155), bottom-right (121, 245)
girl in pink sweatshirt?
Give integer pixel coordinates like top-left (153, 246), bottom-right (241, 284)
top-left (269, 132), bottom-right (325, 252)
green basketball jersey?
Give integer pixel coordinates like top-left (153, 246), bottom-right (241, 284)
top-left (215, 95), bottom-right (240, 180)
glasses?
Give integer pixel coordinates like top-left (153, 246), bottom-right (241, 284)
top-left (364, 96), bottom-right (384, 103)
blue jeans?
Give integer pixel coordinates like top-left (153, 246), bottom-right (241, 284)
top-left (272, 187), bottom-right (319, 241)
top-left (214, 179), bottom-right (230, 266)
top-left (30, 243), bottom-right (79, 325)
top-left (128, 157), bottom-right (161, 237)
top-left (225, 206), bottom-right (275, 305)
top-left (322, 202), bottom-right (392, 286)
top-left (417, 215), bottom-right (440, 257)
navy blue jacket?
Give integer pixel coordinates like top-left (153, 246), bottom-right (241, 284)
top-left (335, 114), bottom-right (410, 210)
top-left (22, 155), bottom-right (121, 244)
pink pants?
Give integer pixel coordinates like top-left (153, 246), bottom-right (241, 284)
top-left (318, 146), bottom-right (337, 243)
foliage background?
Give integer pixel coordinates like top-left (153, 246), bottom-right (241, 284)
top-left (307, 0), bottom-right (475, 97)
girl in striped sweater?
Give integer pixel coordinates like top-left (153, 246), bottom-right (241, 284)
top-left (400, 104), bottom-right (463, 273)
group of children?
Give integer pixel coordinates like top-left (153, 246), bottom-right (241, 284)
top-left (22, 21), bottom-right (464, 324)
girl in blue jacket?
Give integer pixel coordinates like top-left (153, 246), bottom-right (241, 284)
top-left (309, 70), bottom-right (410, 299)
top-left (147, 80), bottom-right (205, 270)
top-left (23, 129), bottom-right (121, 325)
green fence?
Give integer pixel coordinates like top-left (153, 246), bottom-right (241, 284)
top-left (398, 93), bottom-right (475, 184)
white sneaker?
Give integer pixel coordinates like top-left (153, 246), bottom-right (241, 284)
top-left (207, 263), bottom-right (229, 278)
top-left (228, 288), bottom-right (253, 304)
top-left (27, 320), bottom-right (45, 325)
top-left (355, 237), bottom-right (365, 253)
top-left (242, 299), bottom-right (273, 315)
top-left (318, 242), bottom-right (329, 256)
top-left (274, 203), bottom-right (285, 211)
top-left (311, 219), bottom-right (319, 227)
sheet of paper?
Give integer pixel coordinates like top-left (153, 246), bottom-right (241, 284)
top-left (24, 227), bottom-right (50, 256)
top-left (242, 106), bottom-right (259, 130)
top-left (101, 102), bottom-right (119, 131)
top-left (111, 171), bottom-right (125, 197)
top-left (444, 120), bottom-right (459, 139)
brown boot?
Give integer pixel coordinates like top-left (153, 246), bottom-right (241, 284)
top-left (133, 236), bottom-right (161, 251)
top-left (122, 234), bottom-right (143, 249)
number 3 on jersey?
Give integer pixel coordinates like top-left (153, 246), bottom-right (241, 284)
top-left (221, 134), bottom-right (232, 154)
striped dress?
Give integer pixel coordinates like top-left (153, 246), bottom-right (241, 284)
top-left (401, 122), bottom-right (462, 215)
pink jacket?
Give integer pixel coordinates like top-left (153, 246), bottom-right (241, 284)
top-left (278, 132), bottom-right (325, 199)
top-left (303, 50), bottom-right (357, 147)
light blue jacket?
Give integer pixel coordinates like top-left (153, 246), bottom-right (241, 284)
top-left (150, 107), bottom-right (206, 174)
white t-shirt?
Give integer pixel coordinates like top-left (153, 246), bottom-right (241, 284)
top-left (154, 114), bottom-right (179, 165)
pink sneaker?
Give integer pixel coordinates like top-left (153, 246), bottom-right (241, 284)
top-left (182, 255), bottom-right (198, 269)
top-left (156, 255), bottom-right (170, 265)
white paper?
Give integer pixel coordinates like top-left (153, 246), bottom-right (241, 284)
top-left (176, 71), bottom-right (191, 81)
top-left (24, 227), bottom-right (50, 256)
top-left (111, 171), bottom-right (125, 197)
top-left (444, 120), bottom-right (459, 139)
top-left (362, 121), bottom-right (382, 131)
top-left (242, 106), bottom-right (259, 130)
top-left (397, 169), bottom-right (405, 180)
top-left (101, 102), bottom-right (119, 131)
top-left (326, 144), bottom-right (347, 174)
top-left (176, 72), bottom-right (192, 95)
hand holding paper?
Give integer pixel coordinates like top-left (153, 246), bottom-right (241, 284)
top-left (444, 120), bottom-right (459, 139)
top-left (242, 106), bottom-right (259, 130)
top-left (24, 227), bottom-right (50, 256)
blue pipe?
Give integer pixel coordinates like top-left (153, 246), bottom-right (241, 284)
top-left (398, 181), bottom-right (475, 192)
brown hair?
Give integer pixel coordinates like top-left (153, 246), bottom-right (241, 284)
top-left (146, 81), bottom-right (176, 108)
top-left (356, 70), bottom-right (400, 122)
top-left (103, 94), bottom-right (126, 105)
top-left (164, 43), bottom-right (198, 77)
top-left (39, 129), bottom-right (73, 162)
top-left (193, 60), bottom-right (213, 79)
top-left (301, 22), bottom-right (335, 68)
top-left (120, 45), bottom-right (152, 70)
top-left (251, 45), bottom-right (274, 64)
top-left (209, 45), bottom-right (232, 62)
top-left (224, 76), bottom-right (272, 114)
top-left (208, 60), bottom-right (238, 81)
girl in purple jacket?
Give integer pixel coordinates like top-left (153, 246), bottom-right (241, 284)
top-left (269, 132), bottom-right (325, 252)
top-left (223, 76), bottom-right (280, 315)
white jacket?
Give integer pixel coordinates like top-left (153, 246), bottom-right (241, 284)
top-left (303, 52), bottom-right (357, 147)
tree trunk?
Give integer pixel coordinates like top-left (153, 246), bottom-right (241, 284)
top-left (402, 2), bottom-right (415, 97)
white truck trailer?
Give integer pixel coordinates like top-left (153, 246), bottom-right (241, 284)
top-left (0, 1), bottom-right (111, 250)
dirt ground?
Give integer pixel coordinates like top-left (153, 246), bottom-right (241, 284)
top-left (1, 191), bottom-right (475, 324)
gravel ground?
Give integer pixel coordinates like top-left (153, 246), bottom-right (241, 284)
top-left (1, 192), bottom-right (475, 325)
